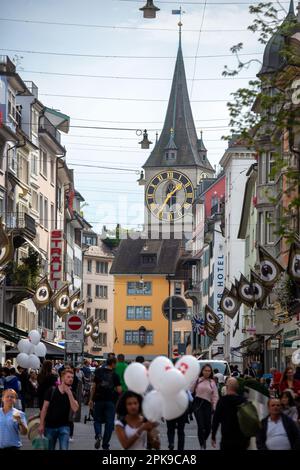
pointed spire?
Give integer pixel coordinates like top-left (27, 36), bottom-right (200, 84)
top-left (288, 0), bottom-right (295, 16)
top-left (198, 130), bottom-right (207, 152)
top-left (178, 21), bottom-right (182, 48)
top-left (165, 128), bottom-right (177, 150)
top-left (143, 34), bottom-right (214, 173)
top-left (285, 0), bottom-right (296, 20)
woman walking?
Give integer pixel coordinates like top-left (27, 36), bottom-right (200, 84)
top-left (192, 364), bottom-right (219, 449)
top-left (0, 389), bottom-right (28, 449)
top-left (280, 391), bottom-right (299, 422)
top-left (279, 367), bottom-right (300, 398)
top-left (115, 391), bottom-right (156, 450)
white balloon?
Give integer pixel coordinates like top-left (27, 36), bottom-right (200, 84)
top-left (124, 363), bottom-right (149, 394)
top-left (28, 354), bottom-right (40, 370)
top-left (29, 330), bottom-right (41, 346)
top-left (142, 391), bottom-right (164, 422)
top-left (148, 356), bottom-right (174, 389)
top-left (16, 353), bottom-right (30, 368)
top-left (175, 355), bottom-right (200, 389)
top-left (162, 390), bottom-right (188, 420)
top-left (17, 339), bottom-right (35, 355)
top-left (292, 348), bottom-right (300, 366)
top-left (34, 342), bottom-right (47, 357)
top-left (159, 368), bottom-right (186, 396)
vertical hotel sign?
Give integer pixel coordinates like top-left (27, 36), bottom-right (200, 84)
top-left (50, 230), bottom-right (63, 290)
top-left (213, 222), bottom-right (225, 326)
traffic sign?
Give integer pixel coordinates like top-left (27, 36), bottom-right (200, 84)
top-left (66, 341), bottom-right (83, 353)
top-left (55, 322), bottom-right (65, 331)
top-left (162, 296), bottom-right (187, 322)
top-left (68, 315), bottom-right (83, 331)
top-left (66, 313), bottom-right (84, 341)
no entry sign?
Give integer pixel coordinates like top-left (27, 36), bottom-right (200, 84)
top-left (66, 313), bottom-right (84, 341)
top-left (68, 315), bottom-right (82, 331)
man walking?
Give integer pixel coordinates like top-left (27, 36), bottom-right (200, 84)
top-left (39, 369), bottom-right (79, 450)
top-left (115, 354), bottom-right (128, 393)
top-left (89, 357), bottom-right (122, 450)
top-left (211, 377), bottom-right (250, 450)
top-left (256, 398), bottom-right (300, 450)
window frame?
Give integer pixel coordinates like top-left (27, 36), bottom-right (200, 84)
top-left (127, 281), bottom-right (152, 295)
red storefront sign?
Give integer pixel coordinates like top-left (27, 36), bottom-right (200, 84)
top-left (50, 230), bottom-right (63, 290)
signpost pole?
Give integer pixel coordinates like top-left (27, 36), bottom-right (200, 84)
top-left (168, 285), bottom-right (173, 359)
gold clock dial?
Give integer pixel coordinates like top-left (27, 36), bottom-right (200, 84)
top-left (145, 170), bottom-right (194, 221)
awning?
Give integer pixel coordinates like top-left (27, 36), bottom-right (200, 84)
top-left (6, 340), bottom-right (65, 358)
top-left (44, 107), bottom-right (70, 134)
top-left (23, 236), bottom-right (47, 261)
top-left (0, 322), bottom-right (28, 343)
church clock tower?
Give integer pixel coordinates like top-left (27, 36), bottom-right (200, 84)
top-left (142, 27), bottom-right (214, 239)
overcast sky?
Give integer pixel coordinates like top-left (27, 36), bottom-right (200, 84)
top-left (1, 0), bottom-right (291, 232)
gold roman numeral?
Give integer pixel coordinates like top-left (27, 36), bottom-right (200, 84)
top-left (167, 172), bottom-right (174, 179)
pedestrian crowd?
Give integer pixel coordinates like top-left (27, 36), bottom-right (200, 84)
top-left (1, 354), bottom-right (300, 450)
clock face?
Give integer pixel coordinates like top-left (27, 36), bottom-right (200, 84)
top-left (145, 170), bottom-right (194, 221)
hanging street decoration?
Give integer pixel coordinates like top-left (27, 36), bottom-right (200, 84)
top-left (84, 316), bottom-right (94, 337)
top-left (204, 305), bottom-right (222, 339)
top-left (32, 276), bottom-right (53, 309)
top-left (258, 245), bottom-right (284, 288)
top-left (219, 286), bottom-right (241, 319)
top-left (50, 283), bottom-right (71, 317)
top-left (237, 274), bottom-right (255, 307)
top-left (287, 239), bottom-right (300, 284)
top-left (191, 314), bottom-right (206, 336)
top-left (70, 289), bottom-right (81, 312)
top-left (250, 270), bottom-right (271, 308)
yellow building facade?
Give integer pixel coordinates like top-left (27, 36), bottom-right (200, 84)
top-left (113, 275), bottom-right (170, 358)
top-left (111, 238), bottom-right (193, 360)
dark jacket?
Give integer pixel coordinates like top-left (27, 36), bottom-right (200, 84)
top-left (211, 394), bottom-right (250, 450)
top-left (256, 413), bottom-right (300, 450)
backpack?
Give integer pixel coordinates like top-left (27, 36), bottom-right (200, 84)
top-left (96, 369), bottom-right (115, 395)
top-left (237, 401), bottom-right (261, 438)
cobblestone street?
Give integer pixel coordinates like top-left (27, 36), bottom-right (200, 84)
top-left (22, 406), bottom-right (216, 451)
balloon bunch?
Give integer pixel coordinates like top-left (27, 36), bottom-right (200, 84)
top-left (124, 355), bottom-right (200, 422)
top-left (292, 348), bottom-right (300, 366)
top-left (16, 330), bottom-right (47, 370)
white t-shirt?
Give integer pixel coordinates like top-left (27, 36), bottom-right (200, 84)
top-left (266, 417), bottom-right (291, 450)
top-left (115, 419), bottom-right (147, 450)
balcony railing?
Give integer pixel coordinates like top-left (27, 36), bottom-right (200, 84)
top-left (6, 212), bottom-right (36, 238)
top-left (0, 55), bottom-right (15, 73)
top-left (39, 115), bottom-right (61, 144)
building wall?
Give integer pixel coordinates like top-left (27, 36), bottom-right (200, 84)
top-left (83, 242), bottom-right (114, 357)
top-left (144, 166), bottom-right (213, 238)
top-left (222, 152), bottom-right (254, 363)
top-left (113, 274), bottom-right (190, 360)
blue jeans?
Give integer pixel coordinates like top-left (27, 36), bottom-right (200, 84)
top-left (45, 426), bottom-right (70, 450)
top-left (93, 401), bottom-right (115, 449)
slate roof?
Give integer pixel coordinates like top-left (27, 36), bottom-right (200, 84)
top-left (143, 37), bottom-right (214, 173)
top-left (110, 239), bottom-right (182, 275)
top-left (259, 0), bottom-right (297, 76)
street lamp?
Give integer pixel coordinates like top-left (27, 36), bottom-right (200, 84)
top-left (139, 1), bottom-right (160, 18)
top-left (139, 130), bottom-right (152, 149)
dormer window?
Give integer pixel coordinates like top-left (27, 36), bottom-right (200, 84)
top-left (165, 128), bottom-right (177, 161)
top-left (166, 151), bottom-right (176, 161)
top-left (141, 254), bottom-right (156, 266)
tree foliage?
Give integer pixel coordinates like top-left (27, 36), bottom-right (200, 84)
top-left (223, 2), bottom-right (300, 243)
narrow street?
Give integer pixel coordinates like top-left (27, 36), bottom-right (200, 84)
top-left (22, 405), bottom-right (216, 451)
